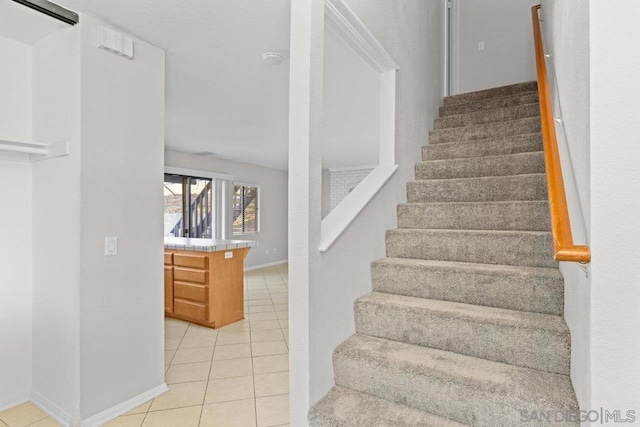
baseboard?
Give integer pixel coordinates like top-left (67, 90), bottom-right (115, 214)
top-left (0, 391), bottom-right (30, 412)
top-left (244, 259), bottom-right (288, 271)
top-left (31, 390), bottom-right (72, 427)
top-left (80, 383), bottom-right (168, 427)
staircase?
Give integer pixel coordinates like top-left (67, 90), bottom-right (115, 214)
top-left (309, 81), bottom-right (580, 426)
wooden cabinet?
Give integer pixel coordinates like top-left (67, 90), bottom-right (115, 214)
top-left (163, 247), bottom-right (249, 329)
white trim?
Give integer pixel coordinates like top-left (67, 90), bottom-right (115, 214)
top-left (31, 390), bottom-right (72, 427)
top-left (80, 384), bottom-right (168, 427)
top-left (244, 259), bottom-right (288, 271)
top-left (379, 71), bottom-right (396, 165)
top-left (0, 139), bottom-right (70, 163)
top-left (328, 164), bottom-right (377, 173)
top-left (448, 0), bottom-right (461, 95)
top-left (164, 166), bottom-right (234, 182)
top-left (325, 0), bottom-right (399, 73)
top-left (0, 391), bottom-right (30, 412)
top-left (320, 164), bottom-right (398, 252)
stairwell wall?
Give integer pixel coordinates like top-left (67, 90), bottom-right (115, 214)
top-left (589, 0), bottom-right (640, 416)
top-left (289, 0), bottom-right (445, 424)
top-left (539, 0), bottom-right (592, 412)
top-left (457, 0), bottom-right (539, 93)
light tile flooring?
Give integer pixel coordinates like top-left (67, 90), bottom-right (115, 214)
top-left (0, 264), bottom-right (289, 427)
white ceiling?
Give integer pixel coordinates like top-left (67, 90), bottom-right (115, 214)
top-left (53, 0), bottom-right (380, 170)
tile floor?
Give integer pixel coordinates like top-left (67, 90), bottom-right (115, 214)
top-left (0, 264), bottom-right (289, 427)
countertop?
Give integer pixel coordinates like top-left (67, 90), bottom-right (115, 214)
top-left (164, 237), bottom-right (256, 252)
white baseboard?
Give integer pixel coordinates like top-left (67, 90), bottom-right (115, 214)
top-left (31, 390), bottom-right (72, 427)
top-left (0, 391), bottom-right (30, 412)
top-left (80, 383), bottom-right (168, 427)
top-left (244, 259), bottom-right (288, 271)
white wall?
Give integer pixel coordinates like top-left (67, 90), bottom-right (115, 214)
top-left (165, 150), bottom-right (288, 268)
top-left (78, 16), bottom-right (166, 420)
top-left (329, 167), bottom-right (373, 210)
top-left (589, 0), bottom-right (640, 417)
top-left (457, 0), bottom-right (538, 93)
top-left (31, 25), bottom-right (82, 421)
top-left (0, 35), bottom-right (33, 406)
top-left (539, 0), bottom-right (592, 412)
top-left (288, 0), bottom-right (444, 424)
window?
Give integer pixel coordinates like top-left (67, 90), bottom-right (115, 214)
top-left (164, 174), bottom-right (213, 238)
top-left (233, 184), bottom-right (259, 235)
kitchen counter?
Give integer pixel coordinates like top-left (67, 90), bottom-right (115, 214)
top-left (163, 237), bottom-right (255, 328)
top-left (164, 237), bottom-right (256, 252)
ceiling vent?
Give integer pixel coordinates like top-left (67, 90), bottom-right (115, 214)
top-left (195, 151), bottom-right (217, 157)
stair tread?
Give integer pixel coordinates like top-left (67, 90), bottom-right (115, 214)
top-left (374, 257), bottom-right (562, 278)
top-left (412, 171), bottom-right (546, 183)
top-left (358, 291), bottom-right (568, 334)
top-left (435, 102), bottom-right (540, 130)
top-left (371, 257), bottom-right (564, 315)
top-left (335, 334), bottom-right (578, 412)
top-left (444, 81), bottom-right (538, 106)
top-left (418, 150), bottom-right (543, 165)
top-left (440, 92), bottom-right (540, 117)
top-left (309, 386), bottom-right (467, 427)
top-left (430, 116), bottom-right (540, 137)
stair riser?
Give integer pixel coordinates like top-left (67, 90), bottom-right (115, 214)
top-left (422, 134), bottom-right (542, 161)
top-left (354, 300), bottom-right (570, 375)
top-left (430, 117), bottom-right (541, 145)
top-left (440, 92), bottom-right (539, 117)
top-left (444, 81), bottom-right (538, 107)
top-left (435, 103), bottom-right (540, 130)
top-left (386, 230), bottom-right (557, 268)
top-left (397, 201), bottom-right (550, 231)
top-left (416, 152), bottom-right (545, 180)
top-left (308, 387), bottom-right (467, 427)
top-left (334, 348), bottom-right (578, 427)
top-left (407, 174), bottom-right (548, 203)
top-left (371, 260), bottom-right (563, 315)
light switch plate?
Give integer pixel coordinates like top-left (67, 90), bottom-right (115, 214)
top-left (478, 41), bottom-right (485, 51)
top-left (105, 237), bottom-right (118, 256)
top-left (225, 251), bottom-right (233, 259)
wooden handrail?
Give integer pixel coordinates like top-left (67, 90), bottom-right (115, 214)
top-left (531, 5), bottom-right (590, 263)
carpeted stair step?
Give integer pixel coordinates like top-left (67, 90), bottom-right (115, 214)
top-left (308, 386), bottom-right (467, 427)
top-left (371, 258), bottom-right (563, 315)
top-left (397, 200), bottom-right (550, 231)
top-left (415, 151), bottom-right (545, 179)
top-left (435, 102), bottom-right (540, 130)
top-left (354, 292), bottom-right (570, 374)
top-left (422, 133), bottom-right (542, 161)
top-left (386, 228), bottom-right (556, 268)
top-left (443, 81), bottom-right (538, 107)
top-left (429, 117), bottom-right (541, 144)
top-left (407, 173), bottom-right (547, 203)
top-left (439, 91), bottom-right (539, 117)
top-left (333, 334), bottom-right (579, 427)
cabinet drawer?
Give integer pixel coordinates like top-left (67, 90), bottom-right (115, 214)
top-left (174, 298), bottom-right (207, 322)
top-left (173, 254), bottom-right (208, 269)
top-left (174, 282), bottom-right (208, 303)
top-left (174, 267), bottom-right (208, 284)
top-left (164, 252), bottom-right (173, 265)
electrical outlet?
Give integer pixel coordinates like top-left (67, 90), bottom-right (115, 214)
top-left (225, 251), bottom-right (233, 259)
top-left (478, 41), bottom-right (485, 51)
